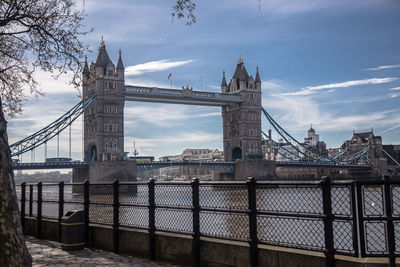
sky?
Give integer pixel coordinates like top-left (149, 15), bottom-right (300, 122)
top-left (7, 0), bottom-right (400, 162)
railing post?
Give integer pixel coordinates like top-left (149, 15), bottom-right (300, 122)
top-left (383, 176), bottom-right (396, 267)
top-left (83, 180), bottom-right (90, 247)
top-left (350, 181), bottom-right (359, 257)
top-left (191, 178), bottom-right (200, 267)
top-left (321, 176), bottom-right (334, 267)
top-left (37, 182), bottom-right (42, 239)
top-left (148, 178), bottom-right (156, 260)
top-left (113, 179), bottom-right (120, 253)
top-left (29, 184), bottom-right (33, 217)
top-left (58, 181), bottom-right (64, 243)
top-left (20, 182), bottom-right (26, 232)
top-left (247, 177), bottom-right (258, 267)
top-left (355, 181), bottom-right (366, 257)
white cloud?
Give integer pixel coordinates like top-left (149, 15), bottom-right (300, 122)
top-left (366, 64), bottom-right (400, 71)
top-left (261, 80), bottom-right (400, 142)
top-left (389, 86), bottom-right (400, 91)
top-left (306, 77), bottom-right (397, 90)
top-left (125, 59), bottom-right (194, 76)
top-left (282, 77), bottom-right (397, 96)
top-left (390, 93), bottom-right (400, 98)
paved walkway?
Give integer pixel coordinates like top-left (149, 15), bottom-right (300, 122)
top-left (26, 236), bottom-right (182, 267)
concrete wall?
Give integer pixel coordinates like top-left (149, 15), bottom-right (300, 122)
top-left (23, 217), bottom-right (394, 267)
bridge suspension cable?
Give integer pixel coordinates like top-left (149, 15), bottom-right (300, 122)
top-left (382, 148), bottom-right (400, 167)
top-left (261, 107), bottom-right (372, 166)
top-left (261, 107), bottom-right (334, 162)
top-left (10, 95), bottom-right (96, 157)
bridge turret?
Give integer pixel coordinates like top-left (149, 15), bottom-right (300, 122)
top-left (221, 70), bottom-right (228, 93)
top-left (255, 66), bottom-right (261, 90)
top-left (83, 39), bottom-right (125, 163)
top-left (82, 56), bottom-right (90, 84)
top-left (116, 49), bottom-right (124, 80)
top-left (222, 58), bottom-right (262, 161)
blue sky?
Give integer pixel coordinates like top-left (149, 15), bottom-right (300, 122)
top-left (7, 0), bottom-right (400, 162)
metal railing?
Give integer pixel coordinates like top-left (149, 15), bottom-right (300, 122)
top-left (17, 177), bottom-right (400, 267)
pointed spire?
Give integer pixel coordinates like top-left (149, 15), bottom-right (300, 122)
top-left (255, 66), bottom-right (261, 83)
top-left (221, 70), bottom-right (227, 87)
top-left (232, 57), bottom-right (249, 81)
top-left (83, 55), bottom-right (89, 74)
top-left (237, 56), bottom-right (243, 65)
top-left (116, 49), bottom-right (124, 70)
top-left (95, 38), bottom-right (112, 67)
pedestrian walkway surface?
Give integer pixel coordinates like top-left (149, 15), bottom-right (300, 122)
top-left (26, 236), bottom-right (182, 267)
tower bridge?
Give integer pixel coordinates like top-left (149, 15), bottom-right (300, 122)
top-left (11, 40), bottom-right (391, 182)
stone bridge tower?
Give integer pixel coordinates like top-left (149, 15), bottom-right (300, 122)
top-left (82, 40), bottom-right (125, 162)
top-left (221, 58), bottom-right (263, 161)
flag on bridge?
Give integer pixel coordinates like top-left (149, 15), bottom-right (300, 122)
top-left (168, 73), bottom-right (172, 80)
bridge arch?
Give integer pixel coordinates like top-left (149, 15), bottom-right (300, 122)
top-left (232, 147), bottom-right (242, 161)
top-left (86, 143), bottom-right (97, 162)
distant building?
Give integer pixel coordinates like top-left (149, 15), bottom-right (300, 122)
top-left (382, 144), bottom-right (400, 175)
top-left (263, 126), bottom-right (327, 162)
top-left (303, 125), bottom-right (327, 156)
top-left (343, 131), bottom-right (388, 175)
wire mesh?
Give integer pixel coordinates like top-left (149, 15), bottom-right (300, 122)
top-left (392, 186), bottom-right (400, 216)
top-left (119, 206), bottom-right (148, 228)
top-left (200, 211), bottom-right (249, 240)
top-left (333, 220), bottom-right (354, 254)
top-left (155, 208), bottom-right (192, 233)
top-left (119, 184), bottom-right (148, 206)
top-left (331, 186), bottom-right (352, 216)
top-left (364, 222), bottom-right (388, 255)
top-left (395, 221), bottom-right (400, 254)
top-left (89, 184), bottom-right (113, 204)
top-left (362, 186), bottom-right (384, 217)
top-left (199, 184), bottom-right (247, 210)
top-left (256, 185), bottom-right (323, 214)
top-left (155, 184), bottom-right (192, 207)
top-left (41, 202), bottom-right (59, 219)
top-left (257, 215), bottom-right (325, 250)
top-left (64, 184), bottom-right (84, 203)
top-left (89, 204), bottom-right (113, 225)
top-left (41, 185), bottom-right (59, 201)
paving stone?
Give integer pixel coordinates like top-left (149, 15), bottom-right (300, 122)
top-left (25, 236), bottom-right (182, 267)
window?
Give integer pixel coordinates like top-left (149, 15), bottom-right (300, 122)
top-left (113, 139), bottom-right (118, 149)
top-left (248, 129), bottom-right (257, 136)
top-left (248, 113), bottom-right (257, 120)
top-left (104, 105), bottom-right (118, 113)
top-left (104, 122), bottom-right (117, 132)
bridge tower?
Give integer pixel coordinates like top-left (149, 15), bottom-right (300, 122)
top-left (221, 58), bottom-right (263, 161)
top-left (82, 40), bottom-right (125, 162)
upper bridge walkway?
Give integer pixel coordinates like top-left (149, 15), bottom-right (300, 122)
top-left (124, 85), bottom-right (243, 106)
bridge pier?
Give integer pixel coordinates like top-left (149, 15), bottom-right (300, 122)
top-left (213, 160), bottom-right (277, 181)
top-left (73, 161), bottom-right (137, 184)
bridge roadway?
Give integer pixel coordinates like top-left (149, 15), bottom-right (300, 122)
top-left (124, 85), bottom-right (243, 106)
top-left (12, 160), bottom-right (371, 171)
